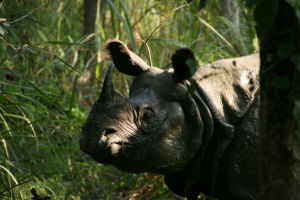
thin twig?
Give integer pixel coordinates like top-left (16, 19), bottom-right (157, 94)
top-left (132, 6), bottom-right (156, 29)
top-left (144, 3), bottom-right (190, 43)
top-left (84, 54), bottom-right (96, 72)
top-left (139, 3), bottom-right (190, 67)
top-left (0, 37), bottom-right (18, 50)
top-left (140, 39), bottom-right (153, 67)
top-left (144, 23), bottom-right (163, 45)
top-left (9, 2), bottom-right (50, 24)
top-left (172, 3), bottom-right (190, 12)
top-left (0, 179), bottom-right (32, 195)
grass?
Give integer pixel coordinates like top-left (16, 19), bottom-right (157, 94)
top-left (0, 0), bottom-right (257, 199)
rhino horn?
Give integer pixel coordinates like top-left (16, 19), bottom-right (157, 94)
top-left (98, 64), bottom-right (125, 103)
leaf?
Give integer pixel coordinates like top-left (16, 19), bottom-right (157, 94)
top-left (186, 58), bottom-right (197, 76)
top-left (286, 0), bottom-right (300, 21)
top-left (0, 25), bottom-right (5, 36)
top-left (293, 100), bottom-right (300, 139)
top-left (3, 113), bottom-right (37, 138)
top-left (291, 55), bottom-right (300, 71)
top-left (254, 0), bottom-right (279, 38)
top-left (107, 0), bottom-right (137, 52)
top-left (2, 21), bottom-right (10, 27)
top-left (68, 75), bottom-right (78, 116)
top-left (150, 38), bottom-right (186, 48)
top-left (22, 46), bottom-right (38, 55)
top-left (198, 17), bottom-right (234, 50)
top-left (297, 9), bottom-right (300, 21)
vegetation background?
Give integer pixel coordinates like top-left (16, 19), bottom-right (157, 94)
top-left (0, 0), bottom-right (259, 199)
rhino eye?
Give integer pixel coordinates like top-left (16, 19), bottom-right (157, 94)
top-left (141, 108), bottom-right (154, 124)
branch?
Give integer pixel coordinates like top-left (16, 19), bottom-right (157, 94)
top-left (139, 3), bottom-right (190, 67)
top-left (144, 3), bottom-right (190, 43)
top-left (0, 18), bottom-right (7, 23)
top-left (0, 179), bottom-right (32, 195)
top-left (0, 36), bottom-right (18, 50)
top-left (9, 2), bottom-right (50, 24)
top-left (140, 39), bottom-right (153, 67)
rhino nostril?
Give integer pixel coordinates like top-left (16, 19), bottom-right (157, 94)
top-left (104, 128), bottom-right (117, 136)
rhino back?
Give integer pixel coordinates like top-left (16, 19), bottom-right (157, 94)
top-left (192, 53), bottom-right (260, 124)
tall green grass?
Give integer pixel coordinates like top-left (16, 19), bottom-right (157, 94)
top-left (0, 0), bottom-right (257, 199)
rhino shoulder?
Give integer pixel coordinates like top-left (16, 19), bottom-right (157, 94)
top-left (192, 53), bottom-right (260, 124)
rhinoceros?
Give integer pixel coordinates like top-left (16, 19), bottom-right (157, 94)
top-left (79, 40), bottom-right (260, 200)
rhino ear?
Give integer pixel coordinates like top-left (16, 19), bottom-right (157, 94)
top-left (172, 48), bottom-right (198, 83)
top-left (104, 40), bottom-right (150, 76)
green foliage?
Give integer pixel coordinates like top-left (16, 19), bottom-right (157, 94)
top-left (0, 0), bottom-right (257, 199)
top-left (0, 24), bottom-right (7, 36)
top-left (294, 100), bottom-right (300, 140)
top-left (292, 55), bottom-right (300, 71)
top-left (286, 0), bottom-right (300, 21)
top-left (186, 58), bottom-right (197, 76)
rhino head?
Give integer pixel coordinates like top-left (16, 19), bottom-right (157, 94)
top-left (79, 40), bottom-right (203, 174)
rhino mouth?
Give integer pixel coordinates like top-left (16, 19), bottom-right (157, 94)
top-left (105, 140), bottom-right (134, 156)
top-left (80, 135), bottom-right (135, 161)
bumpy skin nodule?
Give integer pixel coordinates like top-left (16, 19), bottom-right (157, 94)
top-left (79, 40), bottom-right (260, 200)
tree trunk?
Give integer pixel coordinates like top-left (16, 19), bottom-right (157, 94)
top-left (259, 1), bottom-right (300, 200)
top-left (83, 0), bottom-right (106, 55)
top-left (221, 0), bottom-right (239, 28)
top-left (80, 0), bottom-right (107, 106)
top-left (83, 0), bottom-right (98, 35)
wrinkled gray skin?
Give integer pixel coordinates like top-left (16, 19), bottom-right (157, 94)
top-left (80, 40), bottom-right (260, 200)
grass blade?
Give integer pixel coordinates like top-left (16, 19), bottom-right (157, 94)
top-left (0, 165), bottom-right (19, 186)
top-left (68, 75), bottom-right (78, 116)
top-left (198, 17), bottom-right (235, 50)
top-left (218, 16), bottom-right (248, 55)
top-left (107, 0), bottom-right (137, 52)
top-left (3, 113), bottom-right (37, 139)
top-left (1, 139), bottom-right (9, 158)
top-left (0, 112), bottom-right (12, 136)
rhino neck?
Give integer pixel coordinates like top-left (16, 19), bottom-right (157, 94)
top-left (164, 80), bottom-right (237, 198)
